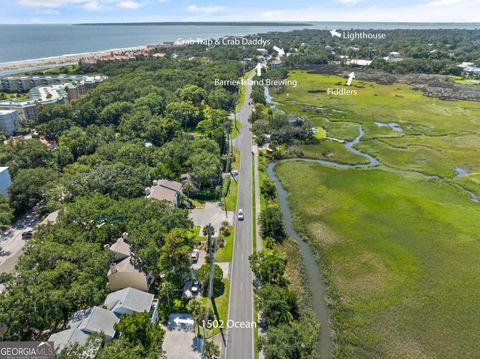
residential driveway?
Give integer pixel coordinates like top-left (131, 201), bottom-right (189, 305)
top-left (189, 202), bottom-right (233, 236)
top-left (163, 314), bottom-right (202, 359)
top-left (192, 249), bottom-right (206, 270)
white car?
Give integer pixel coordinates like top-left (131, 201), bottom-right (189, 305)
top-left (237, 209), bottom-right (244, 221)
top-left (191, 249), bottom-right (199, 263)
top-left (191, 279), bottom-right (199, 293)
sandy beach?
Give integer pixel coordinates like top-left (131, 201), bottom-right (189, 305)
top-left (0, 45), bottom-right (147, 73)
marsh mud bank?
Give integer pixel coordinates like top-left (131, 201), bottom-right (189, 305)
top-left (302, 64), bottom-right (480, 102)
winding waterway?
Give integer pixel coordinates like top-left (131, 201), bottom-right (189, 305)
top-left (267, 163), bottom-right (333, 358)
top-left (264, 87), bottom-right (479, 357)
top-left (266, 123), bottom-right (378, 359)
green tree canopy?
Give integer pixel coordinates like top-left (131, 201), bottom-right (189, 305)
top-left (250, 249), bottom-right (287, 286)
top-left (8, 167), bottom-right (58, 213)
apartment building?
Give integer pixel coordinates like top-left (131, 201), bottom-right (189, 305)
top-left (0, 74), bottom-right (107, 120)
top-left (0, 109), bottom-right (20, 135)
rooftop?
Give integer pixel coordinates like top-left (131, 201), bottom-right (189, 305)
top-left (49, 328), bottom-right (90, 352)
top-left (0, 74), bottom-right (107, 109)
top-left (68, 306), bottom-right (119, 339)
top-left (148, 179), bottom-right (182, 203)
top-left (104, 287), bottom-right (154, 314)
top-left (0, 109), bottom-right (17, 115)
top-left (31, 85), bottom-right (68, 104)
top-left (108, 256), bottom-right (145, 277)
top-left (109, 236), bottom-right (132, 260)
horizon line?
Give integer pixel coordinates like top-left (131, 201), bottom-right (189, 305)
top-left (2, 21), bottom-right (480, 26)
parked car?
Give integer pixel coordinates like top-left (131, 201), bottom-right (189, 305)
top-left (191, 249), bottom-right (200, 263)
top-left (191, 279), bottom-right (199, 293)
top-left (238, 209), bottom-right (244, 221)
top-left (22, 230), bottom-right (33, 239)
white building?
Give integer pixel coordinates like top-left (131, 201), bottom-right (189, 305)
top-left (0, 167), bottom-right (12, 196)
top-left (384, 52), bottom-right (403, 62)
top-left (458, 62), bottom-right (480, 77)
top-left (0, 110), bottom-right (20, 136)
top-left (346, 59), bottom-right (373, 66)
top-left (0, 74), bottom-right (108, 121)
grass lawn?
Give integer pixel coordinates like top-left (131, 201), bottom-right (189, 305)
top-left (215, 279), bottom-right (230, 328)
top-left (252, 157), bottom-right (257, 251)
top-left (215, 226), bottom-right (234, 262)
top-left (191, 199), bottom-right (206, 209)
top-left (224, 177), bottom-right (238, 211)
top-left (236, 68), bottom-right (255, 112)
top-left (231, 118), bottom-right (242, 138)
top-left (275, 161), bottom-right (480, 358)
top-left (200, 279), bottom-right (231, 336)
top-left (224, 150), bottom-right (240, 211)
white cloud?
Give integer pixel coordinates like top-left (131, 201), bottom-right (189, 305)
top-left (18, 0), bottom-right (145, 10)
top-left (252, 1), bottom-right (480, 22)
top-left (187, 4), bottom-right (225, 15)
top-left (19, 0), bottom-right (84, 8)
top-left (82, 1), bottom-right (103, 11)
top-left (336, 0), bottom-right (364, 4)
top-left (424, 0), bottom-right (473, 6)
top-left (117, 0), bottom-right (143, 9)
top-left (38, 9), bottom-right (61, 14)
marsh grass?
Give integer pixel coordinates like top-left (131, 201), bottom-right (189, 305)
top-left (275, 162), bottom-right (480, 358)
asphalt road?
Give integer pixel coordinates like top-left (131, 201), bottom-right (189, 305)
top-left (0, 212), bottom-right (39, 274)
top-left (226, 73), bottom-right (255, 359)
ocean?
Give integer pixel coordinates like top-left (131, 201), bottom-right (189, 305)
top-left (0, 22), bottom-right (479, 64)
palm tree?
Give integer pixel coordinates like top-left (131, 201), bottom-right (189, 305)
top-left (160, 281), bottom-right (176, 310)
top-left (187, 299), bottom-right (207, 336)
top-left (203, 340), bottom-right (220, 359)
top-left (215, 185), bottom-right (223, 201)
top-left (183, 182), bottom-right (194, 198)
top-left (203, 224), bottom-right (215, 237)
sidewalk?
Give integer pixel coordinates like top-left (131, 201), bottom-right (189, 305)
top-left (253, 144), bottom-right (262, 252)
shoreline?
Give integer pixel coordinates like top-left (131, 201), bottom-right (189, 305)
top-left (0, 45), bottom-right (147, 73)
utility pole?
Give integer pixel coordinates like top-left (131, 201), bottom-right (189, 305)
top-left (207, 223), bottom-right (215, 299)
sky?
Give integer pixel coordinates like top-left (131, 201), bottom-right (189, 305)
top-left (1, 0), bottom-right (480, 24)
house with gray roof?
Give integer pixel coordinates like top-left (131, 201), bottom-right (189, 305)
top-left (48, 306), bottom-right (119, 355)
top-left (68, 306), bottom-right (119, 340)
top-left (146, 179), bottom-right (183, 207)
top-left (48, 328), bottom-right (91, 352)
top-left (104, 287), bottom-right (159, 323)
top-left (48, 287), bottom-right (160, 355)
top-left (48, 328), bottom-right (102, 358)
